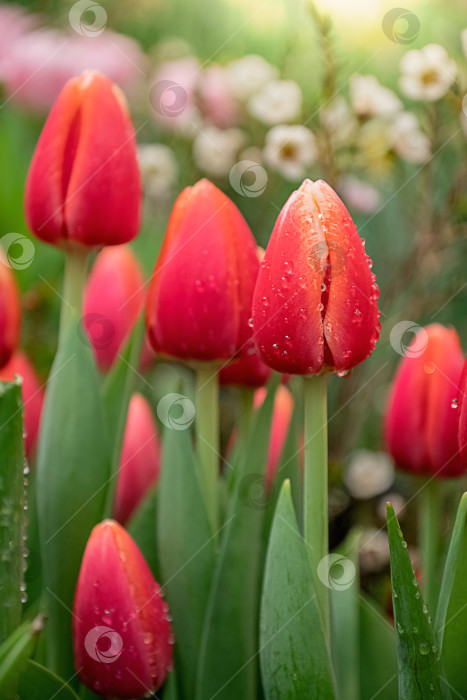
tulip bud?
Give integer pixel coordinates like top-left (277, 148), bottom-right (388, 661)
top-left (0, 351), bottom-right (44, 458)
top-left (113, 393), bottom-right (161, 525)
top-left (252, 179), bottom-right (380, 375)
top-left (385, 323), bottom-right (465, 477)
top-left (73, 520), bottom-right (173, 698)
top-left (83, 245), bottom-right (145, 371)
top-left (219, 341), bottom-right (272, 388)
top-left (0, 262), bottom-right (21, 369)
top-left (458, 360), bottom-right (467, 464)
top-left (146, 179), bottom-right (259, 361)
top-left (255, 385), bottom-right (294, 484)
top-left (24, 70), bottom-right (141, 249)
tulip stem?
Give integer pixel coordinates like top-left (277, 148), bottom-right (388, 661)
top-left (419, 478), bottom-right (440, 612)
top-left (239, 387), bottom-right (255, 443)
top-left (303, 374), bottom-right (330, 646)
top-left (60, 250), bottom-right (88, 334)
top-left (195, 364), bottom-right (220, 533)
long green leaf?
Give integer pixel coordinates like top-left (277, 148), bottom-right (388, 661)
top-left (126, 485), bottom-right (159, 578)
top-left (0, 379), bottom-right (26, 646)
top-left (0, 615), bottom-right (43, 697)
top-left (195, 379), bottom-right (277, 700)
top-left (36, 319), bottom-right (110, 678)
top-left (435, 492), bottom-right (467, 696)
top-left (260, 480), bottom-right (336, 700)
top-left (18, 659), bottom-right (80, 700)
top-left (387, 503), bottom-right (450, 699)
top-left (158, 428), bottom-right (215, 700)
top-left (359, 596), bottom-right (397, 700)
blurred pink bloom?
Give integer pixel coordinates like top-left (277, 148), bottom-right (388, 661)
top-left (338, 177), bottom-right (382, 214)
top-left (0, 4), bottom-right (38, 79)
top-left (149, 56), bottom-right (200, 132)
top-left (254, 385), bottom-right (294, 485)
top-left (196, 65), bottom-right (240, 128)
top-left (0, 10), bottom-right (146, 112)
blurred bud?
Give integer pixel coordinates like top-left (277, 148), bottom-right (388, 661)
top-left (0, 260), bottom-right (21, 368)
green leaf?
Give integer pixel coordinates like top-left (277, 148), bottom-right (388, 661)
top-left (359, 596), bottom-right (397, 700)
top-left (0, 380), bottom-right (26, 645)
top-left (126, 485), bottom-right (159, 578)
top-left (259, 480), bottom-right (336, 700)
top-left (0, 615), bottom-right (44, 698)
top-left (330, 531), bottom-right (360, 700)
top-left (387, 503), bottom-right (450, 699)
top-left (36, 319), bottom-right (110, 678)
top-left (435, 492), bottom-right (467, 696)
top-left (158, 428), bottom-right (215, 700)
top-left (18, 660), bottom-right (80, 700)
top-left (195, 379), bottom-right (278, 700)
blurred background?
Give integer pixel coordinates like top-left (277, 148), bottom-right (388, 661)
top-left (1, 0), bottom-right (466, 598)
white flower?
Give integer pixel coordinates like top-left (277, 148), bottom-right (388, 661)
top-left (350, 75), bottom-right (402, 117)
top-left (399, 44), bottom-right (456, 101)
top-left (359, 529), bottom-right (390, 574)
top-left (263, 125), bottom-right (317, 180)
top-left (388, 112), bottom-right (431, 163)
top-left (138, 144), bottom-right (178, 200)
top-left (192, 127), bottom-right (245, 177)
top-left (320, 97), bottom-right (357, 143)
top-left (344, 450), bottom-right (395, 500)
top-left (338, 177), bottom-right (381, 213)
top-left (248, 80), bottom-right (302, 125)
top-left (226, 54), bottom-right (278, 100)
top-left (377, 492), bottom-right (406, 520)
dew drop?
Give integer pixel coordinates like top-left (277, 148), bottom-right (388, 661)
top-left (451, 398), bottom-right (458, 409)
top-left (419, 642), bottom-right (430, 655)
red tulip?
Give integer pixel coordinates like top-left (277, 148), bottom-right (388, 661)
top-left (146, 179), bottom-right (259, 361)
top-left (24, 70), bottom-right (141, 249)
top-left (456, 359), bottom-right (467, 464)
top-left (73, 520), bottom-right (173, 698)
top-left (0, 262), bottom-right (21, 369)
top-left (113, 393), bottom-right (161, 525)
top-left (0, 351), bottom-right (44, 457)
top-left (385, 323), bottom-right (465, 477)
top-left (252, 179), bottom-right (380, 375)
top-left (255, 385), bottom-right (294, 484)
top-left (83, 245), bottom-right (145, 371)
top-left (219, 341), bottom-right (272, 388)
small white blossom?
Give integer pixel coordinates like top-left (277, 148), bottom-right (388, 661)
top-left (388, 112), bottom-right (431, 163)
top-left (377, 493), bottom-right (406, 520)
top-left (320, 97), bottom-right (357, 143)
top-left (263, 125), bottom-right (317, 180)
top-left (350, 75), bottom-right (402, 117)
top-left (226, 54), bottom-right (278, 100)
top-left (399, 44), bottom-right (456, 101)
top-left (138, 144), bottom-right (178, 201)
top-left (344, 450), bottom-right (395, 500)
top-left (192, 127), bottom-right (245, 177)
top-left (248, 80), bottom-right (302, 125)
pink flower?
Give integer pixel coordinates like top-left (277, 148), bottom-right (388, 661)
top-left (255, 385), bottom-right (294, 485)
top-left (196, 65), bottom-right (240, 128)
top-left (149, 57), bottom-right (200, 132)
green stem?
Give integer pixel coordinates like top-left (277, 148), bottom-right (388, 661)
top-left (419, 478), bottom-right (440, 612)
top-left (195, 364), bottom-right (220, 533)
top-left (59, 250), bottom-right (88, 334)
top-left (239, 387), bottom-right (254, 443)
top-left (303, 374), bottom-right (329, 645)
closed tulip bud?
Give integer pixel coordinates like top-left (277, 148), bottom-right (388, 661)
top-left (0, 262), bottom-right (21, 368)
top-left (146, 179), bottom-right (259, 361)
top-left (83, 245), bottom-right (145, 371)
top-left (113, 393), bottom-right (161, 525)
top-left (255, 385), bottom-right (294, 484)
top-left (385, 323), bottom-right (465, 477)
top-left (219, 341), bottom-right (272, 388)
top-left (24, 70), bottom-right (141, 249)
top-left (455, 358), bottom-right (467, 465)
top-left (252, 179), bottom-right (380, 375)
top-left (73, 520), bottom-right (173, 698)
top-left (0, 351), bottom-right (44, 458)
